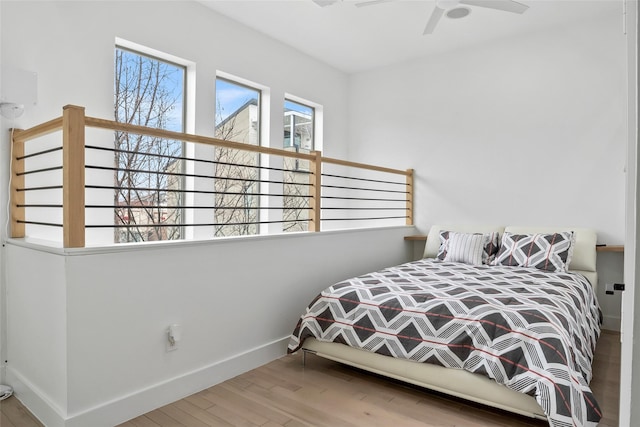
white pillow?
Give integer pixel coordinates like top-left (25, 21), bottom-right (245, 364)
top-left (437, 231), bottom-right (500, 265)
top-left (443, 232), bottom-right (485, 265)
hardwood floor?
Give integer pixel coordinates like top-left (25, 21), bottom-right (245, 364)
top-left (0, 391), bottom-right (43, 427)
top-left (590, 330), bottom-right (621, 427)
top-left (1, 331), bottom-right (620, 427)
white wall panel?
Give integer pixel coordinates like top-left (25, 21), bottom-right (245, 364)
top-left (347, 11), bottom-right (626, 244)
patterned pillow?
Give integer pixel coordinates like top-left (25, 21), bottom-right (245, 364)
top-left (443, 232), bottom-right (485, 265)
top-left (492, 231), bottom-right (575, 273)
top-left (437, 231), bottom-right (500, 265)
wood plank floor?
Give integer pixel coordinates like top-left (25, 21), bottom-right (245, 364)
top-left (0, 392), bottom-right (43, 427)
top-left (1, 330), bottom-right (620, 427)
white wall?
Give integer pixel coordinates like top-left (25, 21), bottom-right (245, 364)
top-left (347, 11), bottom-right (627, 330)
top-left (624, 1), bottom-right (639, 425)
top-left (5, 246), bottom-right (68, 420)
top-left (7, 226), bottom-right (413, 426)
top-left (347, 11), bottom-right (626, 244)
top-left (0, 1), bottom-right (349, 151)
top-left (596, 252), bottom-right (624, 331)
top-left (0, 1), bottom-right (369, 425)
top-left (0, 0), bottom-right (351, 243)
top-left (0, 0), bottom-right (630, 425)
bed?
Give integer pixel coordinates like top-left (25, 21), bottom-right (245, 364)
top-left (287, 225), bottom-right (602, 427)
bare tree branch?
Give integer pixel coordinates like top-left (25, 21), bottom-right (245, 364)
top-left (114, 49), bottom-right (184, 243)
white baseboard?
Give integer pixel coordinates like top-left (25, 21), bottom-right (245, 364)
top-left (9, 336), bottom-right (289, 427)
top-left (602, 315), bottom-right (621, 332)
top-left (6, 367), bottom-right (66, 427)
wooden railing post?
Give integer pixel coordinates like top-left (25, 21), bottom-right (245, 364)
top-left (406, 168), bottom-right (414, 226)
top-left (10, 129), bottom-right (25, 238)
top-left (309, 150), bottom-right (322, 232)
top-left (62, 105), bottom-right (85, 248)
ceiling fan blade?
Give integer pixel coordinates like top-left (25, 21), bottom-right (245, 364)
top-left (423, 6), bottom-right (444, 35)
top-left (459, 0), bottom-right (528, 14)
top-left (312, 0), bottom-right (339, 6)
top-left (355, 0), bottom-right (396, 7)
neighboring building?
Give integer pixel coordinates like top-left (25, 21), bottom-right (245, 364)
top-left (214, 99), bottom-right (260, 237)
top-left (213, 101), bottom-right (314, 234)
top-left (283, 108), bottom-right (314, 232)
top-left (284, 109), bottom-right (313, 153)
top-left (115, 158), bottom-right (183, 242)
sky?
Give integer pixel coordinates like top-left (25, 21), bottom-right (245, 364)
top-left (116, 51), bottom-right (315, 132)
top-left (216, 78), bottom-right (313, 124)
top-left (215, 78), bottom-right (259, 124)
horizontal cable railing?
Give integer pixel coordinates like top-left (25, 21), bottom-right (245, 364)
top-left (10, 105), bottom-right (413, 248)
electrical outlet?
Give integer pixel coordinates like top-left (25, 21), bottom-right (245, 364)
top-left (605, 283), bottom-right (625, 295)
top-left (166, 336), bottom-right (178, 352)
top-left (605, 283), bottom-right (615, 295)
top-left (166, 324), bottom-right (181, 352)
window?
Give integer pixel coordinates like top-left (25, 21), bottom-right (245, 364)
top-left (114, 47), bottom-right (186, 243)
top-left (214, 78), bottom-right (261, 237)
top-left (283, 99), bottom-right (315, 232)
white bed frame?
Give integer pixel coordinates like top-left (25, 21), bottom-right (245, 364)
top-left (301, 225), bottom-right (598, 421)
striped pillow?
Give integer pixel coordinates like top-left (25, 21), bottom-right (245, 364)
top-left (441, 232), bottom-right (486, 265)
top-left (437, 231), bottom-right (500, 265)
top-left (492, 231), bottom-right (575, 272)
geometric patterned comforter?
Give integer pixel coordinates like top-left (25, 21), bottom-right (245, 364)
top-left (287, 259), bottom-right (602, 427)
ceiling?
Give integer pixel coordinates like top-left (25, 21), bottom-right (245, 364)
top-left (197, 0), bottom-right (620, 74)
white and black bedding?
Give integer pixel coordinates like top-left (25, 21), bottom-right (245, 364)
top-left (288, 259), bottom-right (603, 427)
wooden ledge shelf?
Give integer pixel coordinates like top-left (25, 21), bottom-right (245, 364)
top-left (596, 245), bottom-right (624, 252)
top-left (404, 235), bottom-right (624, 252)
